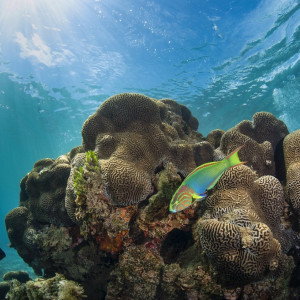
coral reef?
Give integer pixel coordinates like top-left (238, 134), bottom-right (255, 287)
top-left (4, 93), bottom-right (300, 299)
top-left (6, 273), bottom-right (85, 300)
top-left (194, 165), bottom-right (293, 285)
top-left (205, 129), bottom-right (225, 149)
top-left (4, 206), bottom-right (41, 274)
top-left (106, 245), bottom-right (164, 300)
top-left (21, 156), bottom-right (73, 225)
top-left (284, 130), bottom-right (300, 230)
top-left (0, 271), bottom-right (31, 299)
top-left (81, 93), bottom-right (211, 206)
top-left (218, 112), bottom-right (289, 177)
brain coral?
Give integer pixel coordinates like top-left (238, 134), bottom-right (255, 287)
top-left (81, 93), bottom-right (212, 206)
top-left (5, 151), bottom-right (78, 275)
top-left (20, 156), bottom-right (73, 226)
top-left (5, 207), bottom-right (42, 274)
top-left (5, 207), bottom-right (29, 249)
top-left (205, 129), bottom-right (225, 149)
top-left (284, 129), bottom-right (300, 230)
top-left (219, 112), bottom-right (289, 177)
top-left (194, 165), bottom-right (292, 285)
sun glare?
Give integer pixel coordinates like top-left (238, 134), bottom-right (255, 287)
top-left (0, 0), bottom-right (98, 69)
top-left (0, 0), bottom-right (92, 38)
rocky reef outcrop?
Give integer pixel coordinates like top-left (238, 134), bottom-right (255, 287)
top-left (4, 93), bottom-right (300, 299)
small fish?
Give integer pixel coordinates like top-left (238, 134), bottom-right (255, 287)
top-left (0, 247), bottom-right (6, 260)
top-left (169, 145), bottom-right (246, 213)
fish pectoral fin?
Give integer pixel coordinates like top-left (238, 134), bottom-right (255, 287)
top-left (192, 193), bottom-right (206, 202)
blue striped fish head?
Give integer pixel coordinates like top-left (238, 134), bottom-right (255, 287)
top-left (169, 184), bottom-right (205, 213)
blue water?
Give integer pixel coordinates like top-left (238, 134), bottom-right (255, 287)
top-left (0, 0), bottom-right (299, 275)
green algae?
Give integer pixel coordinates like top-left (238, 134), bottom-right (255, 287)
top-left (73, 151), bottom-right (100, 198)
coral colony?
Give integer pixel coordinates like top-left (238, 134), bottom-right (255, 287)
top-left (4, 93), bottom-right (300, 299)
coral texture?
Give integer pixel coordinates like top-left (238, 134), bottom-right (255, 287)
top-left (284, 129), bottom-right (300, 230)
top-left (4, 93), bottom-right (300, 300)
top-left (6, 273), bottom-right (85, 300)
top-left (194, 165), bottom-right (293, 285)
top-left (5, 153), bottom-right (76, 275)
top-left (19, 156), bottom-right (73, 226)
top-left (4, 207), bottom-right (41, 274)
top-left (205, 129), bottom-right (225, 149)
top-left (81, 93), bottom-right (211, 205)
top-left (219, 112), bottom-right (288, 177)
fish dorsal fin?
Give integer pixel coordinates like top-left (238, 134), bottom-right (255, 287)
top-left (186, 161), bottom-right (221, 180)
top-left (207, 172), bottom-right (224, 190)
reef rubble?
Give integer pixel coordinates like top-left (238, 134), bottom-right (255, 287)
top-left (4, 93), bottom-right (300, 299)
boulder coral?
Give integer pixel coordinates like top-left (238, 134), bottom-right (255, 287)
top-left (5, 153), bottom-right (76, 275)
top-left (4, 93), bottom-right (300, 299)
top-left (284, 129), bottom-right (300, 230)
top-left (19, 156), bottom-right (73, 226)
top-left (218, 112), bottom-right (289, 177)
top-left (5, 206), bottom-right (42, 274)
top-left (194, 165), bottom-right (294, 285)
top-left (81, 93), bottom-right (212, 206)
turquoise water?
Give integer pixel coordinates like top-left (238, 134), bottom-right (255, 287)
top-left (0, 0), bottom-right (300, 275)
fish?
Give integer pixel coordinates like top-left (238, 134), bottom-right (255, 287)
top-left (0, 247), bottom-right (6, 260)
top-left (169, 145), bottom-right (246, 213)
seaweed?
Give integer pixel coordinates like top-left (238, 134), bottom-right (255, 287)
top-left (73, 151), bottom-right (100, 198)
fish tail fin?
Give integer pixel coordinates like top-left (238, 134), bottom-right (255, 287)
top-left (226, 145), bottom-right (247, 167)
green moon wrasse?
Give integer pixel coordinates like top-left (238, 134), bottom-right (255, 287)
top-left (169, 145), bottom-right (246, 213)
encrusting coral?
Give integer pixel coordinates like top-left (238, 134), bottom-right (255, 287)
top-left (4, 93), bottom-right (300, 299)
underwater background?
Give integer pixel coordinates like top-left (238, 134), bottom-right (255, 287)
top-left (0, 0), bottom-right (300, 283)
